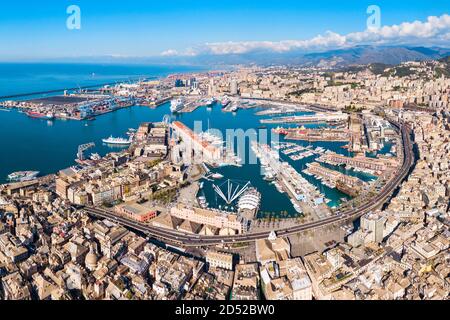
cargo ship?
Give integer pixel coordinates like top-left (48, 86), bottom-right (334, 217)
top-left (7, 171), bottom-right (40, 182)
top-left (26, 111), bottom-right (55, 120)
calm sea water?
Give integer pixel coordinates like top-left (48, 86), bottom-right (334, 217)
top-left (0, 63), bottom-right (385, 216)
top-left (0, 63), bottom-right (203, 98)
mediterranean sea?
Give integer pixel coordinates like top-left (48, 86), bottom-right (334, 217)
top-left (0, 63), bottom-right (202, 98)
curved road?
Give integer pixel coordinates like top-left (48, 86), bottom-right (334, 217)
top-left (84, 119), bottom-right (415, 247)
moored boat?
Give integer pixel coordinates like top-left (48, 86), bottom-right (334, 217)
top-left (7, 171), bottom-right (40, 182)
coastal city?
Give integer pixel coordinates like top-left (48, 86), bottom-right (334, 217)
top-left (1, 56), bottom-right (449, 301)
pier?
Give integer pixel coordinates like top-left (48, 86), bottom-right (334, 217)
top-left (304, 162), bottom-right (367, 197)
top-left (317, 151), bottom-right (399, 176)
top-left (0, 78), bottom-right (147, 101)
top-left (274, 127), bottom-right (352, 142)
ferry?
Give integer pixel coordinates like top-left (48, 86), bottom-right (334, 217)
top-left (102, 136), bottom-right (132, 145)
top-left (7, 171), bottom-right (40, 182)
top-left (220, 96), bottom-right (231, 108)
top-left (170, 98), bottom-right (185, 113)
top-left (198, 196), bottom-right (209, 209)
top-left (26, 111), bottom-right (55, 120)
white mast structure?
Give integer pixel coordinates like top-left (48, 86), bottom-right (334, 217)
top-left (213, 179), bottom-right (251, 205)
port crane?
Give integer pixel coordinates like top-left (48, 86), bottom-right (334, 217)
top-left (77, 143), bottom-right (95, 161)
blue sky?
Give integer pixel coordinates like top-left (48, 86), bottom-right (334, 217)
top-left (0, 0), bottom-right (448, 60)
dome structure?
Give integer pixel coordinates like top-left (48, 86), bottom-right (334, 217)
top-left (85, 243), bottom-right (99, 271)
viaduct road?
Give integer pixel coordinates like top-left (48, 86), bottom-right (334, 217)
top-left (83, 118), bottom-right (415, 247)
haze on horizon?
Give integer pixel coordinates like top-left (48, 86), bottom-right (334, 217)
top-left (0, 0), bottom-right (449, 62)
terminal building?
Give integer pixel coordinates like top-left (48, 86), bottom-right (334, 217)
top-left (152, 204), bottom-right (248, 236)
top-left (172, 121), bottom-right (223, 165)
top-left (318, 152), bottom-right (398, 175)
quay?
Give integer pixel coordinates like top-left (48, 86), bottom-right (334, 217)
top-left (254, 104), bottom-right (310, 116)
top-left (304, 162), bottom-right (368, 197)
top-left (274, 127), bottom-right (352, 142)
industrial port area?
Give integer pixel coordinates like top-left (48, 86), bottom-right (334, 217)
top-left (1, 59), bottom-right (449, 303)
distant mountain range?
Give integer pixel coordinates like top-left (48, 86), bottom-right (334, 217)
top-left (301, 46), bottom-right (450, 67)
top-left (38, 45), bottom-right (450, 69)
top-left (150, 45), bottom-right (450, 68)
top-left (153, 45), bottom-right (450, 68)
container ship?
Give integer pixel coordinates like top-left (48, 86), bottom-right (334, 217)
top-left (7, 171), bottom-right (40, 182)
top-left (26, 111), bottom-right (55, 120)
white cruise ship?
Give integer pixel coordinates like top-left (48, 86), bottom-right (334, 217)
top-left (7, 171), bottom-right (40, 182)
top-left (102, 136), bottom-right (132, 145)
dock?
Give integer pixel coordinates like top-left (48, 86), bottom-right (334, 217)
top-left (261, 112), bottom-right (349, 125)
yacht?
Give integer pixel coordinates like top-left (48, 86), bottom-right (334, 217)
top-left (198, 196), bottom-right (209, 209)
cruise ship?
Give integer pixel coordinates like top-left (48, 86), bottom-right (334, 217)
top-left (202, 97), bottom-right (216, 108)
top-left (7, 171), bottom-right (40, 182)
top-left (170, 98), bottom-right (185, 113)
top-left (102, 136), bottom-right (132, 145)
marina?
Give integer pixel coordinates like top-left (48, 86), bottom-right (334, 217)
top-left (251, 141), bottom-right (333, 219)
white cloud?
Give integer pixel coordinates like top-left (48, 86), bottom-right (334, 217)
top-left (162, 14), bottom-right (450, 56)
top-left (161, 49), bottom-right (179, 56)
